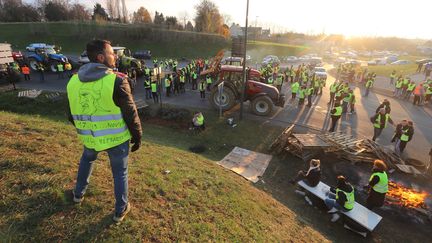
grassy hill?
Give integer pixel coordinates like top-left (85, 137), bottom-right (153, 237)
top-left (0, 22), bottom-right (229, 58)
top-left (0, 91), bottom-right (328, 242)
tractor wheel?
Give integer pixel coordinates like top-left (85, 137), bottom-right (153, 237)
top-left (50, 61), bottom-right (59, 72)
top-left (28, 58), bottom-right (39, 71)
top-left (209, 86), bottom-right (236, 111)
top-left (251, 96), bottom-right (274, 116)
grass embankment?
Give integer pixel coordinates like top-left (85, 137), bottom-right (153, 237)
top-left (0, 22), bottom-right (228, 58)
top-left (362, 55), bottom-right (425, 76)
top-left (247, 40), bottom-right (310, 62)
top-left (0, 91), bottom-right (328, 242)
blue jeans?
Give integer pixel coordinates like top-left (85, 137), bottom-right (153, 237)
top-left (324, 192), bottom-right (348, 212)
top-left (74, 140), bottom-right (129, 214)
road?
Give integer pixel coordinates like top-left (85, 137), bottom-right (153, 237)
top-left (14, 62), bottom-right (432, 164)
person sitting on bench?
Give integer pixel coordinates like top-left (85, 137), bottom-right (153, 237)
top-left (325, 175), bottom-right (355, 222)
top-left (289, 159), bottom-right (321, 187)
top-left (364, 159), bottom-right (388, 210)
top-left (190, 112), bottom-right (205, 131)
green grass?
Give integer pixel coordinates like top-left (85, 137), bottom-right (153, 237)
top-left (0, 90), bottom-right (328, 242)
top-left (0, 22), bottom-right (228, 58)
top-left (366, 63), bottom-right (417, 77)
top-left (247, 40), bottom-right (310, 61)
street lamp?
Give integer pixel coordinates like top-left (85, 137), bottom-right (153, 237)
top-left (239, 0), bottom-right (249, 120)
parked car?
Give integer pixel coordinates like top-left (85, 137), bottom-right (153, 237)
top-left (313, 66), bottom-right (327, 80)
top-left (262, 55), bottom-right (280, 65)
top-left (391, 60), bottom-right (411, 65)
top-left (283, 56), bottom-right (298, 63)
top-left (78, 51), bottom-right (90, 64)
top-left (133, 50), bottom-right (152, 60)
top-left (368, 58), bottom-right (386, 66)
top-left (416, 58), bottom-right (432, 64)
top-left (310, 57), bottom-right (323, 66)
top-left (26, 43), bottom-right (54, 52)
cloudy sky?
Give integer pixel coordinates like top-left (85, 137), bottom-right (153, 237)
top-left (25, 0), bottom-right (432, 39)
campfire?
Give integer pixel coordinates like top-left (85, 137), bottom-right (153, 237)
top-left (387, 181), bottom-right (428, 209)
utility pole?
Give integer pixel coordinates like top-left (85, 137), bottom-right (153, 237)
top-left (239, 0), bottom-right (249, 121)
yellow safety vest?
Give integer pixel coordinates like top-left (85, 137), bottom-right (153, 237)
top-left (370, 172), bottom-right (388, 193)
top-left (336, 187), bottom-right (355, 210)
top-left (67, 73), bottom-right (131, 151)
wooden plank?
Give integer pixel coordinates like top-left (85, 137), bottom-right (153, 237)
top-left (293, 134), bottom-right (331, 148)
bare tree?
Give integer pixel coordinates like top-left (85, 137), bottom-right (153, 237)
top-left (105, 0), bottom-right (116, 19)
top-left (178, 10), bottom-right (189, 28)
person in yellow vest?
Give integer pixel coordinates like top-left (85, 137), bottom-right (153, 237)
top-left (164, 75), bottom-right (171, 97)
top-left (274, 73), bottom-right (283, 91)
top-left (298, 85), bottom-right (306, 106)
top-left (392, 119), bottom-right (414, 155)
top-left (328, 81), bottom-right (338, 105)
top-left (306, 85), bottom-right (314, 107)
top-left (66, 39), bottom-right (142, 223)
top-left (151, 80), bottom-right (158, 103)
top-left (405, 81), bottom-right (416, 100)
top-left (144, 76), bottom-right (152, 99)
top-left (364, 77), bottom-right (374, 97)
top-left (394, 77), bottom-right (403, 97)
top-left (267, 76), bottom-right (274, 85)
top-left (325, 175), bottom-right (355, 222)
top-left (329, 102), bottom-right (342, 132)
top-left (64, 61), bottom-right (72, 77)
top-left (291, 81), bottom-right (300, 100)
top-left (191, 111), bottom-right (205, 131)
top-left (179, 71), bottom-right (186, 93)
top-left (425, 82), bottom-right (432, 104)
top-left (199, 80), bottom-right (206, 99)
top-left (21, 64), bottom-right (31, 81)
top-left (57, 62), bottom-right (64, 79)
top-left (206, 75), bottom-right (212, 91)
top-left (389, 70), bottom-right (396, 85)
top-left (371, 108), bottom-right (394, 141)
top-left (365, 160), bottom-right (388, 210)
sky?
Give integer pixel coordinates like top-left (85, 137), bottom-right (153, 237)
top-left (25, 0), bottom-right (432, 39)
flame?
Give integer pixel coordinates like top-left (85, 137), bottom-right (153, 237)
top-left (387, 182), bottom-right (428, 209)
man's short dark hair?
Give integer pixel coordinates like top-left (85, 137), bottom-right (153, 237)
top-left (86, 39), bottom-right (111, 63)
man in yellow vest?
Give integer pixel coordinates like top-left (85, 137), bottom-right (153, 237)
top-left (392, 119), bottom-right (414, 155)
top-left (371, 108), bottom-right (394, 141)
top-left (199, 80), bottom-right (206, 99)
top-left (66, 39), bottom-right (142, 223)
top-left (325, 175), bottom-right (355, 222)
top-left (164, 75), bottom-right (171, 97)
top-left (151, 80), bottom-right (158, 103)
top-left (206, 75), bottom-right (212, 92)
top-left (57, 62), bottom-right (64, 79)
top-left (191, 111), bottom-right (205, 131)
top-left (144, 77), bottom-right (152, 99)
top-left (365, 160), bottom-right (388, 210)
top-left (329, 102), bottom-right (342, 132)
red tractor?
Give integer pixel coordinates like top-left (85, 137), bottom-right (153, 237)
top-left (202, 51), bottom-right (285, 116)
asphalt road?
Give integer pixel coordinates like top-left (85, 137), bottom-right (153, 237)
top-left (14, 63), bottom-right (432, 165)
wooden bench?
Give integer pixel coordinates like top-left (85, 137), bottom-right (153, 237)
top-left (298, 181), bottom-right (382, 234)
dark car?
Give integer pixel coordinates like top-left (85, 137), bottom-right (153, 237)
top-left (133, 50), bottom-right (152, 60)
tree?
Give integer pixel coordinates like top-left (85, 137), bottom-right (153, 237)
top-left (218, 24), bottom-right (230, 38)
top-left (92, 3), bottom-right (108, 21)
top-left (44, 1), bottom-right (69, 21)
top-left (69, 3), bottom-right (90, 21)
top-left (105, 0), bottom-right (117, 20)
top-left (0, 0), bottom-right (41, 22)
top-left (153, 11), bottom-right (164, 25)
top-left (178, 10), bottom-right (189, 28)
top-left (185, 21), bottom-right (194, 31)
top-left (165, 16), bottom-right (178, 29)
top-left (132, 6), bottom-right (152, 24)
top-left (194, 0), bottom-right (223, 34)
